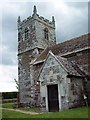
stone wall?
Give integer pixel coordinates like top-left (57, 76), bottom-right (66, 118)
top-left (35, 19), bottom-right (56, 48)
top-left (18, 48), bottom-right (43, 106)
top-left (68, 77), bottom-right (84, 108)
top-left (18, 51), bottom-right (32, 105)
top-left (39, 52), bottom-right (85, 111)
top-left (39, 53), bottom-right (69, 111)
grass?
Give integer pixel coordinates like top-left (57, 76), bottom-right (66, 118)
top-left (0, 103), bottom-right (2, 108)
top-left (1, 103), bottom-right (14, 108)
top-left (2, 107), bottom-right (89, 118)
top-left (2, 110), bottom-right (31, 118)
top-left (1, 102), bottom-right (89, 118)
top-left (1, 102), bottom-right (41, 113)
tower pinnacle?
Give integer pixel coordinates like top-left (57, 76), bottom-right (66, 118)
top-left (52, 16), bottom-right (55, 22)
top-left (33, 5), bottom-right (37, 14)
top-left (17, 16), bottom-right (21, 23)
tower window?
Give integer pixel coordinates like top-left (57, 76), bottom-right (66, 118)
top-left (18, 32), bottom-right (21, 41)
top-left (25, 27), bottom-right (29, 40)
top-left (44, 28), bottom-right (49, 40)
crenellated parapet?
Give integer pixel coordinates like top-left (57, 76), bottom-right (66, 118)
top-left (18, 16), bottom-right (55, 29)
top-left (17, 6), bottom-right (55, 30)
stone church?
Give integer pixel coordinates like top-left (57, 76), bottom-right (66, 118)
top-left (18, 6), bottom-right (90, 112)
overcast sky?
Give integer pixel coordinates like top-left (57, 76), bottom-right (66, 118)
top-left (0, 0), bottom-right (88, 92)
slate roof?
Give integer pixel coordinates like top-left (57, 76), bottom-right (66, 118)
top-left (56, 55), bottom-right (85, 77)
top-left (34, 33), bottom-right (89, 64)
top-left (35, 52), bottom-right (85, 81)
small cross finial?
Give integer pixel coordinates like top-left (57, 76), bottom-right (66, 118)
top-left (33, 5), bottom-right (37, 14)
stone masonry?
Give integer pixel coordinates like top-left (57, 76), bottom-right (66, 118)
top-left (18, 6), bottom-right (56, 107)
top-left (18, 5), bottom-right (90, 110)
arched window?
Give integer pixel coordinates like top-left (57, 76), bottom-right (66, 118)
top-left (44, 28), bottom-right (49, 40)
top-left (25, 27), bottom-right (29, 40)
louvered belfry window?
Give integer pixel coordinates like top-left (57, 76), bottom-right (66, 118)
top-left (25, 27), bottom-right (29, 40)
top-left (18, 32), bottom-right (21, 41)
top-left (44, 28), bottom-right (49, 40)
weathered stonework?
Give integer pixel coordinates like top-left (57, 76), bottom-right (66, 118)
top-left (39, 52), bottom-right (84, 111)
top-left (68, 77), bottom-right (84, 108)
top-left (18, 6), bottom-right (90, 111)
top-left (18, 6), bottom-right (56, 55)
top-left (18, 6), bottom-right (56, 107)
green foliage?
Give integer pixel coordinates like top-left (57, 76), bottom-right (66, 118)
top-left (2, 107), bottom-right (89, 118)
top-left (2, 92), bottom-right (17, 99)
top-left (14, 79), bottom-right (19, 90)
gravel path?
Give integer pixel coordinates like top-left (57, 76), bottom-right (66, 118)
top-left (0, 108), bottom-right (40, 115)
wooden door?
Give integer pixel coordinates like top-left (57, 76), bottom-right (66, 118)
top-left (47, 84), bottom-right (59, 112)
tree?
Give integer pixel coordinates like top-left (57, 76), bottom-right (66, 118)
top-left (14, 79), bottom-right (19, 90)
top-left (14, 79), bottom-right (20, 108)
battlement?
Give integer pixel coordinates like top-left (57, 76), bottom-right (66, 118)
top-left (17, 6), bottom-right (55, 28)
top-left (39, 16), bottom-right (55, 25)
top-left (18, 15), bottom-right (55, 27)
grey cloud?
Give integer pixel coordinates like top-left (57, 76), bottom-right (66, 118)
top-left (24, 2), bottom-right (54, 19)
top-left (2, 48), bottom-right (17, 66)
top-left (2, 15), bottom-right (17, 32)
top-left (2, 11), bottom-right (17, 52)
top-left (1, 2), bottom-right (88, 66)
top-left (2, 10), bottom-right (18, 65)
top-left (2, 33), bottom-right (18, 52)
top-left (56, 18), bottom-right (88, 43)
top-left (55, 3), bottom-right (88, 42)
top-left (67, 2), bottom-right (88, 9)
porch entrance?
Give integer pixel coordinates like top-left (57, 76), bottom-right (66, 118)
top-left (47, 84), bottom-right (59, 112)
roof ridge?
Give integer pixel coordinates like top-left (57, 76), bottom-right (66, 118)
top-left (56, 32), bottom-right (88, 45)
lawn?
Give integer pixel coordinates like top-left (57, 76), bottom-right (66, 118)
top-left (2, 107), bottom-right (89, 118)
top-left (1, 102), bottom-right (41, 113)
top-left (0, 102), bottom-right (89, 118)
top-left (1, 102), bottom-right (14, 108)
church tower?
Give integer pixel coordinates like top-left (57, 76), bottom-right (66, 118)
top-left (18, 6), bottom-right (56, 106)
